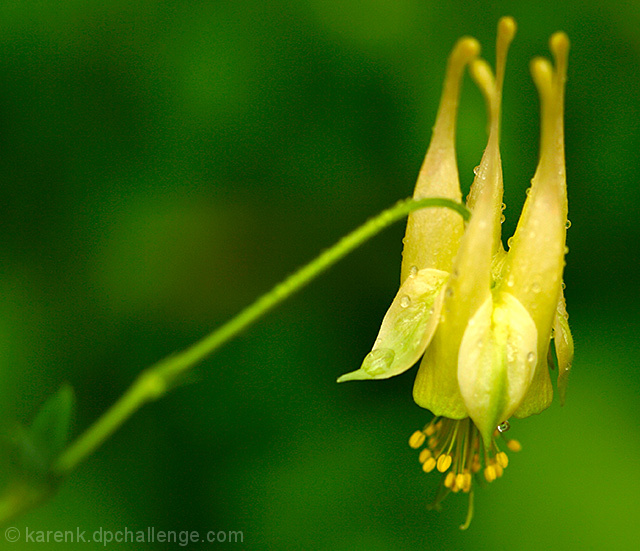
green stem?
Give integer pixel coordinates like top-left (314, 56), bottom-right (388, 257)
top-left (54, 197), bottom-right (469, 476)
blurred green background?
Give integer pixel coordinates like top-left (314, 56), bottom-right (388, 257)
top-left (1, 0), bottom-right (639, 549)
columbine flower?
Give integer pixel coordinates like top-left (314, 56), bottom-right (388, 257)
top-left (338, 17), bottom-right (573, 524)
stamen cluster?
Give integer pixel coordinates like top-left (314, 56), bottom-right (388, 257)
top-left (409, 418), bottom-right (521, 493)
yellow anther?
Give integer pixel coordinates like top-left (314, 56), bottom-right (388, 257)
top-left (471, 461), bottom-right (481, 474)
top-left (455, 473), bottom-right (466, 490)
top-left (428, 436), bottom-right (438, 448)
top-left (436, 454), bottom-right (453, 473)
top-left (425, 424), bottom-right (437, 437)
top-left (507, 439), bottom-right (522, 452)
top-left (444, 471), bottom-right (455, 488)
top-left (494, 462), bottom-right (504, 478)
top-left (496, 451), bottom-right (509, 468)
top-left (462, 472), bottom-right (473, 493)
top-left (409, 430), bottom-right (426, 449)
top-left (484, 465), bottom-right (497, 483)
top-left (422, 457), bottom-right (437, 473)
top-left (418, 448), bottom-right (432, 463)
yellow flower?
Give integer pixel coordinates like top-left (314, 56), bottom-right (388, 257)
top-left (338, 17), bottom-right (574, 519)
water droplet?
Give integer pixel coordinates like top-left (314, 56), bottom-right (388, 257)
top-left (400, 295), bottom-right (411, 308)
top-left (507, 237), bottom-right (514, 248)
top-left (525, 187), bottom-right (532, 197)
top-left (565, 220), bottom-right (572, 229)
top-left (506, 276), bottom-right (514, 288)
top-left (532, 281), bottom-right (541, 293)
top-left (473, 165), bottom-right (480, 175)
top-left (500, 214), bottom-right (506, 223)
top-left (409, 265), bottom-right (418, 278)
top-left (561, 282), bottom-right (566, 290)
top-left (527, 351), bottom-right (536, 363)
top-left (445, 287), bottom-right (454, 298)
top-left (501, 202), bottom-right (506, 211)
top-left (497, 421), bottom-right (510, 433)
top-left (362, 348), bottom-right (395, 376)
top-left (564, 246), bottom-right (569, 254)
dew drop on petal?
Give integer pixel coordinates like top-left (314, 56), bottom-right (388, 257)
top-left (400, 295), bottom-right (411, 308)
top-left (527, 351), bottom-right (536, 364)
top-left (497, 421), bottom-right (511, 433)
top-left (473, 165), bottom-right (480, 175)
top-left (500, 214), bottom-right (506, 223)
top-left (362, 348), bottom-right (395, 376)
top-left (501, 202), bottom-right (506, 211)
top-left (565, 220), bottom-right (572, 229)
top-left (409, 265), bottom-right (418, 278)
top-left (532, 281), bottom-right (541, 293)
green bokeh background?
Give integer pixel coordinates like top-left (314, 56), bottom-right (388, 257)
top-left (1, 1), bottom-right (639, 549)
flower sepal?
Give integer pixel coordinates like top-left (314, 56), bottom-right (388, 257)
top-left (337, 268), bottom-right (448, 382)
top-left (457, 292), bottom-right (538, 446)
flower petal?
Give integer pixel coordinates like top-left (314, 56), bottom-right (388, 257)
top-left (412, 19), bottom-right (516, 420)
top-left (337, 268), bottom-right (448, 382)
top-left (401, 37), bottom-right (479, 281)
top-left (553, 288), bottom-right (573, 405)
top-left (466, 16), bottom-right (516, 257)
top-left (457, 293), bottom-right (538, 446)
top-left (501, 33), bottom-right (570, 417)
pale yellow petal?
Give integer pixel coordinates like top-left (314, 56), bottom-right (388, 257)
top-left (457, 293), bottom-right (538, 446)
top-left (511, 349), bottom-right (553, 418)
top-left (441, 16), bottom-right (514, 341)
top-left (337, 268), bottom-right (448, 382)
top-left (500, 34), bottom-right (570, 418)
top-left (554, 287), bottom-right (573, 405)
top-left (412, 327), bottom-right (468, 420)
top-left (401, 37), bottom-right (479, 281)
top-left (500, 34), bottom-right (569, 334)
top-left (466, 16), bottom-right (516, 256)
top-left (413, 20), bottom-right (516, 420)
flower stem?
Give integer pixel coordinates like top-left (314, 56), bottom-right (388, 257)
top-left (54, 197), bottom-right (469, 476)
